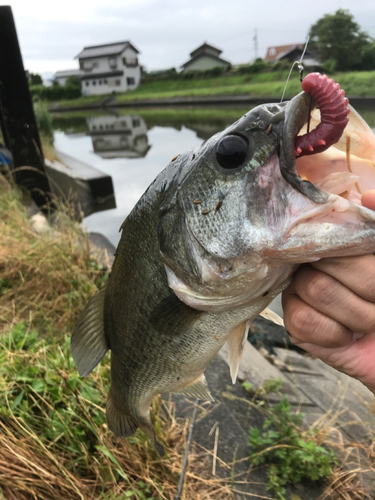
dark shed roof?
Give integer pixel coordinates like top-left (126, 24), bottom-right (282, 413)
top-left (75, 41), bottom-right (139, 60)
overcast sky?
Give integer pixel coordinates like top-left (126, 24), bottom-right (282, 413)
top-left (5, 0), bottom-right (375, 78)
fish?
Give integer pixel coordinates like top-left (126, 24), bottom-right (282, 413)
top-left (71, 73), bottom-right (375, 447)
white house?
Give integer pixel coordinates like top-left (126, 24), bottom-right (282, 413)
top-left (54, 69), bottom-right (83, 86)
top-left (86, 115), bottom-right (150, 158)
top-left (75, 41), bottom-right (141, 96)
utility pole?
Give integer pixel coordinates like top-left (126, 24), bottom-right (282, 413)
top-left (253, 28), bottom-right (258, 61)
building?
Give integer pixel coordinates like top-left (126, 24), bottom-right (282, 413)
top-left (264, 44), bottom-right (320, 67)
top-left (75, 41), bottom-right (141, 96)
top-left (86, 115), bottom-right (150, 159)
top-left (54, 69), bottom-right (83, 86)
top-left (181, 42), bottom-right (231, 72)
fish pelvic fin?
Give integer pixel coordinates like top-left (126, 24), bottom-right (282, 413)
top-left (175, 374), bottom-right (214, 402)
top-left (259, 307), bottom-right (284, 327)
top-left (106, 391), bottom-right (164, 454)
top-left (227, 320), bottom-right (251, 384)
top-left (71, 285), bottom-right (109, 377)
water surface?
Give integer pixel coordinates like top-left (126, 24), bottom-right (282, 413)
top-left (53, 107), bottom-right (248, 246)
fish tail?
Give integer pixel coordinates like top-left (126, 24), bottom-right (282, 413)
top-left (106, 391), bottom-right (164, 454)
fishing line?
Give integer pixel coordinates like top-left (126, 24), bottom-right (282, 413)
top-left (280, 36), bottom-right (310, 103)
top-left (174, 398), bottom-right (200, 500)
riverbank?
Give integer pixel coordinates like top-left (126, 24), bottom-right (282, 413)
top-left (49, 70), bottom-right (375, 112)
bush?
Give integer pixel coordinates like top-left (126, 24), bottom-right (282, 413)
top-left (30, 81), bottom-right (82, 101)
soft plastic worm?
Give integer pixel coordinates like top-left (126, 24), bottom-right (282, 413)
top-left (294, 72), bottom-right (350, 157)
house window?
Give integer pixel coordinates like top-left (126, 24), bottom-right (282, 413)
top-left (123, 56), bottom-right (138, 66)
top-left (115, 79), bottom-right (121, 86)
top-left (93, 80), bottom-right (96, 85)
top-left (104, 79), bottom-right (108, 84)
top-left (99, 80), bottom-right (102, 85)
top-left (269, 48), bottom-right (276, 56)
top-left (85, 81), bottom-right (89, 86)
top-left (83, 60), bottom-right (94, 70)
top-left (109, 57), bottom-right (117, 69)
top-left (127, 77), bottom-right (135, 86)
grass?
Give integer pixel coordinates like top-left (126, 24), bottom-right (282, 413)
top-left (0, 177), bottom-right (235, 499)
top-left (50, 69), bottom-right (375, 111)
top-left (248, 396), bottom-right (337, 500)
top-left (238, 376), bottom-right (375, 499)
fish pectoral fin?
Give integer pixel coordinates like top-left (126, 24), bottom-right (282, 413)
top-left (259, 307), bottom-right (284, 327)
top-left (175, 374), bottom-right (214, 402)
top-left (149, 293), bottom-right (202, 335)
top-left (106, 391), bottom-right (164, 455)
top-left (226, 320), bottom-right (251, 384)
top-left (71, 285), bottom-right (109, 377)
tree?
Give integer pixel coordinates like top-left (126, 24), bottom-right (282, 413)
top-left (65, 75), bottom-right (81, 88)
top-left (29, 72), bottom-right (43, 85)
top-left (309, 9), bottom-right (374, 71)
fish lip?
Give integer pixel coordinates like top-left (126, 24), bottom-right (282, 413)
top-left (280, 91), bottom-right (329, 204)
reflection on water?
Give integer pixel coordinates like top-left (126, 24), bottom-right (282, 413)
top-left (88, 115), bottom-right (150, 159)
top-left (52, 105), bottom-right (375, 248)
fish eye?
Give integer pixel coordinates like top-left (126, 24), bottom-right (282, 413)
top-left (216, 135), bottom-right (248, 170)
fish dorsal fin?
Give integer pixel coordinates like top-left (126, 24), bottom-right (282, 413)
top-left (259, 307), bottom-right (284, 327)
top-left (149, 293), bottom-right (202, 335)
top-left (71, 285), bottom-right (109, 377)
top-left (226, 320), bottom-right (251, 384)
top-left (175, 373), bottom-right (214, 401)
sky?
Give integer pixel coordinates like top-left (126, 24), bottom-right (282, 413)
top-left (4, 0), bottom-right (375, 80)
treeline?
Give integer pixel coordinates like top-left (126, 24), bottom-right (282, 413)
top-left (142, 59), bottom-right (302, 83)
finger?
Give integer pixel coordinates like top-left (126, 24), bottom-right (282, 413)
top-left (310, 254), bottom-right (375, 303)
top-left (282, 287), bottom-right (352, 347)
top-left (361, 189), bottom-right (375, 211)
top-left (289, 265), bottom-right (375, 334)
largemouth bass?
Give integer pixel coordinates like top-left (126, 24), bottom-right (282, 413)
top-left (71, 73), bottom-right (375, 446)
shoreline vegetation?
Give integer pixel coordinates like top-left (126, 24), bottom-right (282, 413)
top-left (48, 70), bottom-right (375, 112)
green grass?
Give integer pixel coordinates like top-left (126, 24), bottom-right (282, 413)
top-left (248, 396), bottom-right (337, 500)
top-left (50, 70), bottom-right (375, 111)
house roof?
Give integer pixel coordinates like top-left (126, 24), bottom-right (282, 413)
top-left (181, 52), bottom-right (231, 69)
top-left (54, 69), bottom-right (82, 78)
top-left (75, 41), bottom-right (139, 60)
top-left (190, 42), bottom-right (222, 58)
top-left (264, 44), bottom-right (303, 62)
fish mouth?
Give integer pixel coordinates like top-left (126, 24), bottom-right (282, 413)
top-left (281, 90), bottom-right (375, 209)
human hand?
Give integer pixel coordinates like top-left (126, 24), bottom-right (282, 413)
top-left (282, 190), bottom-right (375, 393)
